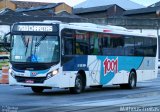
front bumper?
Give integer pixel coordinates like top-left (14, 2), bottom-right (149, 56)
top-left (9, 74), bottom-right (61, 88)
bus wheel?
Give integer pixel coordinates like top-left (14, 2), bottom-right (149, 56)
top-left (69, 74), bottom-right (84, 94)
top-left (128, 71), bottom-right (137, 89)
top-left (31, 87), bottom-right (44, 93)
top-left (120, 71), bottom-right (137, 89)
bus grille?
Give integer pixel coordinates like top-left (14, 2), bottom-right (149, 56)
top-left (15, 76), bottom-right (46, 83)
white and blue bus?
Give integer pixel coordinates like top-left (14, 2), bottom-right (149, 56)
top-left (9, 21), bottom-right (158, 93)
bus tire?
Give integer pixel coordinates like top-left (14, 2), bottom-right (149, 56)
top-left (128, 71), bottom-right (137, 89)
top-left (31, 87), bottom-right (44, 93)
top-left (69, 74), bottom-right (84, 94)
top-left (120, 71), bottom-right (137, 89)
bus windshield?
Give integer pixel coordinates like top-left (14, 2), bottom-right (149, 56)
top-left (11, 35), bottom-right (59, 63)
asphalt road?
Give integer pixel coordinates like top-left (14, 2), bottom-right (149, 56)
top-left (0, 75), bottom-right (160, 112)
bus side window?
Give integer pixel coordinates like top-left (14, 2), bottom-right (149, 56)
top-left (152, 38), bottom-right (157, 57)
top-left (102, 34), bottom-right (112, 55)
top-left (143, 38), bottom-right (157, 57)
top-left (134, 37), bottom-right (144, 56)
top-left (61, 29), bottom-right (75, 55)
top-left (124, 36), bottom-right (134, 56)
top-left (90, 33), bottom-right (101, 55)
top-left (102, 34), bottom-right (125, 56)
top-left (65, 39), bottom-right (74, 55)
top-left (76, 43), bottom-right (83, 54)
top-left (75, 30), bottom-right (89, 55)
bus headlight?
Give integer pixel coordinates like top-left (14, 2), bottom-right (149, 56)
top-left (9, 69), bottom-right (12, 74)
top-left (9, 69), bottom-right (15, 78)
top-left (52, 69), bottom-right (59, 75)
top-left (47, 69), bottom-right (59, 79)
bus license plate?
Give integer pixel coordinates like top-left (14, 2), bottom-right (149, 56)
top-left (25, 80), bottom-right (34, 84)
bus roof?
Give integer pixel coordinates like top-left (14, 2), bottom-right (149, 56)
top-left (14, 20), bottom-right (157, 38)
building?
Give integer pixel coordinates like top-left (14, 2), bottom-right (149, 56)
top-left (0, 2), bottom-right (83, 25)
top-left (0, 1), bottom-right (73, 17)
top-left (12, 1), bottom-right (51, 9)
top-left (74, 4), bottom-right (125, 18)
top-left (124, 6), bottom-right (160, 18)
top-left (0, 3), bottom-right (84, 50)
top-left (149, 1), bottom-right (160, 7)
top-left (0, 0), bottom-right (16, 10)
top-left (16, 2), bottom-right (73, 17)
top-left (74, 0), bottom-right (144, 10)
top-left (0, 0), bottom-right (51, 10)
top-left (124, 1), bottom-right (160, 18)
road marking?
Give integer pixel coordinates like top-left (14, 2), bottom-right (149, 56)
top-left (11, 88), bottom-right (27, 90)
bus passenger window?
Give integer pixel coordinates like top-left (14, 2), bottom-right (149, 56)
top-left (76, 43), bottom-right (83, 54)
top-left (134, 37), bottom-right (144, 56)
top-left (143, 38), bottom-right (157, 57)
top-left (102, 34), bottom-right (124, 56)
top-left (65, 39), bottom-right (74, 55)
top-left (75, 30), bottom-right (89, 55)
top-left (90, 33), bottom-right (101, 55)
top-left (61, 29), bottom-right (75, 55)
top-left (124, 36), bottom-right (134, 56)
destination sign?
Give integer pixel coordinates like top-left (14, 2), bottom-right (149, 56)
top-left (15, 25), bottom-right (53, 32)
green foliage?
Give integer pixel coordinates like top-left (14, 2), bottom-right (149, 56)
top-left (0, 61), bottom-right (9, 69)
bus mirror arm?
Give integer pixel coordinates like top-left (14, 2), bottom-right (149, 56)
top-left (3, 32), bottom-right (11, 51)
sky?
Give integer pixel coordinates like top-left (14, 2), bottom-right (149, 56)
top-left (14, 0), bottom-right (160, 7)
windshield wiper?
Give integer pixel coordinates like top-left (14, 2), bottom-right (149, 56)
top-left (25, 38), bottom-right (29, 56)
top-left (20, 34), bottom-right (29, 56)
top-left (35, 35), bottom-right (46, 47)
top-left (33, 35), bottom-right (46, 61)
top-left (21, 35), bottom-right (26, 47)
